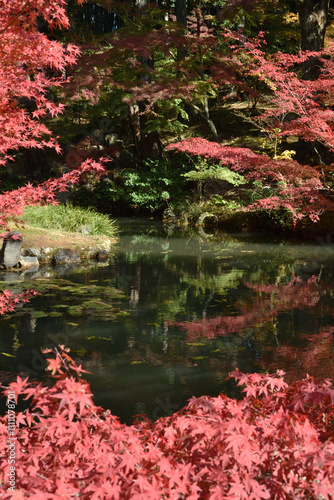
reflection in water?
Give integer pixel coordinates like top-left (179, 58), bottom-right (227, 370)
top-left (0, 218), bottom-right (334, 423)
top-left (173, 275), bottom-right (322, 339)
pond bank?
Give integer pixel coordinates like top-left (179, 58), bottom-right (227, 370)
top-left (163, 206), bottom-right (334, 240)
top-left (1, 224), bottom-right (116, 271)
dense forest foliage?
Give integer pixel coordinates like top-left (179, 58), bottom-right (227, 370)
top-left (1, 2), bottom-right (334, 498)
top-left (11, 0), bottom-right (334, 233)
top-left (2, 0), bottom-right (334, 236)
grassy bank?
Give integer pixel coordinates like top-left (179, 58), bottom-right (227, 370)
top-left (10, 203), bottom-right (118, 253)
top-left (21, 203), bottom-right (118, 239)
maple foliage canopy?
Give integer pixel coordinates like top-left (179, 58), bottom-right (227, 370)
top-left (0, 0), bottom-right (83, 165)
top-left (167, 137), bottom-right (334, 223)
top-left (0, 347), bottom-right (333, 499)
top-left (164, 32), bottom-right (334, 224)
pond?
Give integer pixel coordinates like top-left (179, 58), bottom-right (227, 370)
top-left (1, 218), bottom-right (334, 424)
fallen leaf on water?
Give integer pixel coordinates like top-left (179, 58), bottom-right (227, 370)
top-left (186, 342), bottom-right (206, 346)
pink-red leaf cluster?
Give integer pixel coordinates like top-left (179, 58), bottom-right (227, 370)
top-left (0, 346), bottom-right (333, 498)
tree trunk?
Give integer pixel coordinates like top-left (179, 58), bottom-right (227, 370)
top-left (127, 0), bottom-right (163, 161)
top-left (128, 104), bottom-right (163, 161)
top-left (175, 0), bottom-right (187, 60)
top-left (129, 104), bottom-right (141, 156)
top-left (175, 0), bottom-right (187, 27)
top-left (298, 0), bottom-right (329, 50)
top-left (297, 0), bottom-right (330, 79)
top-left (189, 101), bottom-right (220, 143)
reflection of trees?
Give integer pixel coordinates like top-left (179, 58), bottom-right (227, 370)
top-left (173, 275), bottom-right (323, 340)
top-left (158, 266), bottom-right (245, 320)
top-left (3, 228), bottom-right (334, 414)
top-left (116, 231), bottom-right (326, 330)
top-left (108, 242), bottom-right (334, 387)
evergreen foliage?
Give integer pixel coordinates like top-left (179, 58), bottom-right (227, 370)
top-left (183, 158), bottom-right (246, 185)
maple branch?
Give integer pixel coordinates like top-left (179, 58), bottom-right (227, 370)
top-left (0, 1), bottom-right (31, 36)
top-left (189, 101), bottom-right (220, 142)
top-left (313, 145), bottom-right (325, 165)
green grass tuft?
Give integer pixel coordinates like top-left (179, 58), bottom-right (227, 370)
top-left (22, 203), bottom-right (118, 239)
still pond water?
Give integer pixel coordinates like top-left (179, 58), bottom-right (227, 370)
top-left (1, 218), bottom-right (334, 423)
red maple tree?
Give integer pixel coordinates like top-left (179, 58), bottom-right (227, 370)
top-left (165, 32), bottom-right (334, 224)
top-left (0, 0), bottom-right (109, 314)
top-left (0, 0), bottom-right (83, 166)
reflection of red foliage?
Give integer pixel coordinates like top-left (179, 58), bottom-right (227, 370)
top-left (174, 276), bottom-right (321, 340)
top-left (261, 326), bottom-right (334, 381)
top-left (1, 347), bottom-right (333, 498)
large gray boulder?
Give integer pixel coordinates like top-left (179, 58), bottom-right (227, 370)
top-left (52, 248), bottom-right (81, 265)
top-left (0, 231), bottom-right (23, 268)
top-left (19, 256), bottom-right (39, 269)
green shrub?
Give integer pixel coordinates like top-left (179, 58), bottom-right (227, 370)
top-left (69, 154), bottom-right (192, 214)
top-left (183, 158), bottom-right (245, 186)
top-left (109, 157), bottom-right (190, 212)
